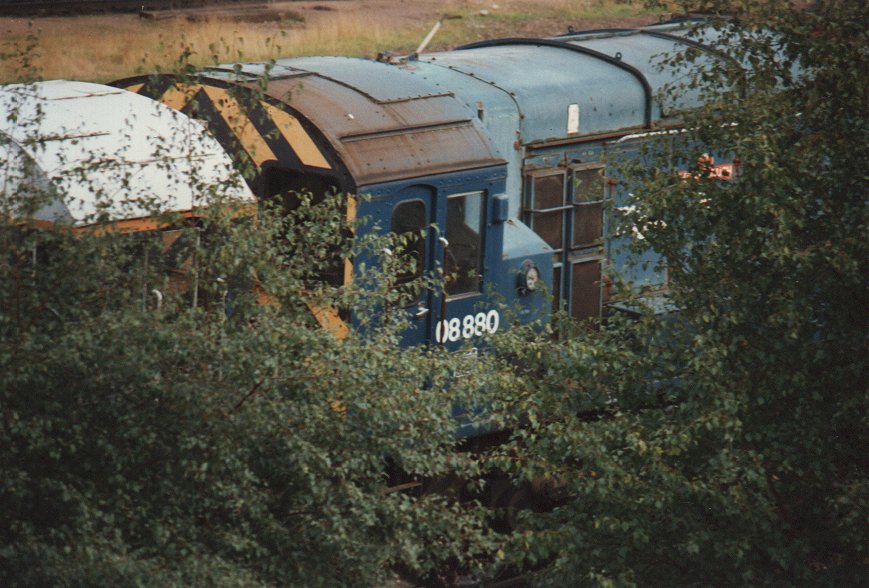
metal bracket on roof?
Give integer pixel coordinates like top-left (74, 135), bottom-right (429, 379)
top-left (410, 14), bottom-right (462, 60)
top-left (376, 51), bottom-right (407, 65)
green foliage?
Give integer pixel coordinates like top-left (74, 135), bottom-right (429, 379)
top-left (0, 121), bottom-right (508, 586)
top-left (498, 2), bottom-right (868, 585)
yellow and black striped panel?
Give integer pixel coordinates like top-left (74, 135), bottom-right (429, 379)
top-left (119, 77), bottom-right (352, 339)
top-left (121, 78), bottom-right (334, 183)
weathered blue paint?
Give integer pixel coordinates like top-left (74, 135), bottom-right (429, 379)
top-left (355, 165), bottom-right (552, 348)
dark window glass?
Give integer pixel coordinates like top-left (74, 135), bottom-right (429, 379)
top-left (125, 228), bottom-right (195, 277)
top-left (124, 227), bottom-right (202, 307)
top-left (445, 191), bottom-right (483, 297)
top-left (262, 167), bottom-right (344, 285)
top-left (532, 210), bottom-right (563, 250)
top-left (571, 168), bottom-right (604, 248)
top-left (572, 168), bottom-right (601, 204)
top-left (572, 202), bottom-right (603, 248)
top-left (532, 174), bottom-right (565, 209)
top-left (160, 229), bottom-right (194, 275)
top-left (391, 200), bottom-right (426, 293)
top-left (570, 259), bottom-right (601, 320)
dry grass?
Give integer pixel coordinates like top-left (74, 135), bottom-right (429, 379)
top-left (0, 14), bottom-right (418, 83)
top-left (0, 1), bottom-right (658, 83)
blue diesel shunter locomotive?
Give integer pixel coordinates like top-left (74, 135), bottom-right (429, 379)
top-left (115, 18), bottom-right (732, 346)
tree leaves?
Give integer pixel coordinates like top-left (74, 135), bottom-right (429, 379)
top-left (0, 155), bottom-right (511, 586)
top-left (502, 2), bottom-right (868, 584)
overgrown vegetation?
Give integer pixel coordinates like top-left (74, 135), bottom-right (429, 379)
top-left (495, 0), bottom-right (868, 584)
top-left (0, 83), bottom-right (512, 584)
top-left (0, 197), bottom-right (513, 586)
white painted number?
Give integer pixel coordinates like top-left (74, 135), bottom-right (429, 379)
top-left (462, 315), bottom-right (475, 339)
top-left (474, 312), bottom-right (487, 337)
top-left (486, 309), bottom-right (500, 333)
top-left (435, 310), bottom-right (500, 344)
top-left (449, 318), bottom-right (461, 342)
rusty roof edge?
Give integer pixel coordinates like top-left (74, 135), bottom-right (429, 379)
top-left (522, 119), bottom-right (686, 150)
top-left (202, 64), bottom-right (312, 82)
top-left (356, 159), bottom-right (506, 189)
top-left (338, 119), bottom-right (474, 143)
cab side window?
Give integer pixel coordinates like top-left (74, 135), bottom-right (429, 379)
top-left (391, 200), bottom-right (427, 295)
top-left (445, 191), bottom-right (484, 297)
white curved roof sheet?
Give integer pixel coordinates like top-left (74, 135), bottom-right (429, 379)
top-left (0, 80), bottom-right (254, 226)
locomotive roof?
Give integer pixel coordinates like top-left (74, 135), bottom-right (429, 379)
top-left (206, 19), bottom-right (737, 195)
top-left (112, 19), bottom-right (742, 200)
top-left (0, 80), bottom-right (253, 226)
top-left (414, 19), bottom-right (731, 147)
top-left (198, 56), bottom-right (506, 189)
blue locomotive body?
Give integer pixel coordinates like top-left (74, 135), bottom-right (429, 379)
top-left (114, 18), bottom-right (734, 345)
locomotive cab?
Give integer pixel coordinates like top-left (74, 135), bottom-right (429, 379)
top-left (358, 167), bottom-right (551, 348)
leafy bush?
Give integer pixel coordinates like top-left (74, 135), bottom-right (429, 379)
top-left (497, 2), bottom-right (868, 585)
top-left (0, 125), bottom-right (503, 587)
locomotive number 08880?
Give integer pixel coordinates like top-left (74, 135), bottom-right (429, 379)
top-left (435, 310), bottom-right (501, 344)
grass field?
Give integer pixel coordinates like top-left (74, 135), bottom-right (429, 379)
top-left (0, 1), bottom-right (662, 83)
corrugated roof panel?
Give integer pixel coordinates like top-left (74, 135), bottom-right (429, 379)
top-left (264, 75), bottom-right (471, 137)
top-left (259, 65), bottom-right (503, 187)
top-left (336, 122), bottom-right (503, 186)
